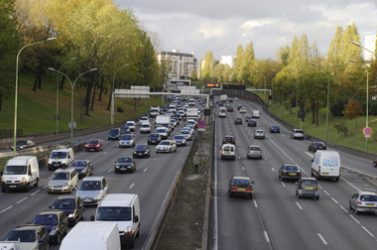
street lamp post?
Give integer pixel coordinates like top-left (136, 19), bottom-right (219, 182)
top-left (48, 67), bottom-right (98, 143)
top-left (111, 64), bottom-right (129, 125)
top-left (13, 37), bottom-right (57, 156)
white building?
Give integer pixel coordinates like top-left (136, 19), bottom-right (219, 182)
top-left (157, 50), bottom-right (197, 80)
top-left (220, 55), bottom-right (233, 67)
top-left (364, 35), bottom-right (376, 62)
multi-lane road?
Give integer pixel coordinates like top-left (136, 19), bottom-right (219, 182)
top-left (0, 117), bottom-right (195, 249)
top-left (211, 98), bottom-right (377, 250)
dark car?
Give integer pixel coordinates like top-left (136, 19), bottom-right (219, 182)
top-left (107, 128), bottom-right (121, 140)
top-left (245, 116), bottom-right (253, 123)
top-left (279, 164), bottom-right (301, 181)
top-left (148, 133), bottom-right (162, 145)
top-left (114, 156), bottom-right (136, 173)
top-left (227, 106), bottom-right (234, 112)
top-left (270, 125), bottom-right (280, 133)
top-left (247, 119), bottom-right (257, 127)
top-left (222, 135), bottom-right (236, 145)
top-left (85, 139), bottom-right (103, 152)
top-left (70, 160), bottom-right (93, 179)
top-left (49, 196), bottom-right (85, 227)
top-left (32, 210), bottom-right (69, 245)
top-left (133, 144), bottom-right (151, 158)
top-left (234, 118), bottom-right (243, 125)
top-left (10, 140), bottom-right (36, 151)
top-left (237, 105), bottom-right (243, 110)
top-left (296, 177), bottom-right (320, 200)
top-left (228, 176), bottom-right (254, 199)
top-left (308, 141), bottom-right (327, 152)
top-left (2, 224), bottom-right (49, 250)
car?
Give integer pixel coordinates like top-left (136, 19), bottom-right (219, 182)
top-left (121, 125), bottom-right (131, 135)
top-left (125, 121), bottom-right (136, 132)
top-left (119, 134), bottom-right (135, 148)
top-left (107, 128), bottom-right (121, 140)
top-left (254, 129), bottom-right (265, 139)
top-left (85, 139), bottom-right (103, 152)
top-left (245, 116), bottom-right (253, 123)
top-left (174, 134), bottom-right (187, 146)
top-left (247, 145), bottom-right (262, 159)
top-left (70, 160), bottom-right (93, 179)
top-left (291, 128), bottom-right (305, 140)
top-left (222, 135), bottom-right (236, 145)
top-left (181, 129), bottom-right (193, 141)
top-left (247, 119), bottom-right (257, 127)
top-left (220, 143), bottom-right (236, 160)
top-left (278, 164), bottom-right (301, 181)
top-left (148, 133), bottom-right (162, 145)
top-left (252, 110), bottom-right (260, 118)
top-left (270, 125), bottom-right (280, 133)
top-left (227, 106), bottom-right (234, 112)
top-left (10, 139), bottom-right (36, 151)
top-left (2, 224), bottom-right (49, 250)
top-left (114, 156), bottom-right (136, 173)
top-left (138, 116), bottom-right (149, 125)
top-left (234, 118), bottom-right (243, 125)
top-left (187, 119), bottom-right (198, 128)
top-left (139, 123), bottom-right (151, 133)
top-left (49, 196), bottom-right (85, 227)
top-left (237, 105), bottom-right (243, 110)
top-left (296, 177), bottom-right (319, 200)
top-left (133, 144), bottom-right (151, 158)
top-left (47, 168), bottom-right (79, 194)
top-left (349, 191), bottom-right (377, 215)
top-left (156, 140), bottom-right (177, 153)
top-left (228, 176), bottom-right (254, 199)
top-left (308, 141), bottom-right (327, 152)
top-left (76, 176), bottom-right (108, 206)
top-left (32, 210), bottom-right (69, 245)
top-left (239, 107), bottom-right (247, 113)
top-left (155, 127), bottom-right (169, 139)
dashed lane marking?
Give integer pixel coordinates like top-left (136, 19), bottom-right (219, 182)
top-left (129, 183), bottom-right (135, 189)
top-left (253, 200), bottom-right (258, 208)
top-left (16, 197), bottom-right (28, 204)
top-left (0, 205), bottom-right (13, 213)
top-left (263, 231), bottom-right (270, 243)
top-left (281, 182), bottom-right (286, 188)
top-left (295, 202), bottom-right (303, 210)
top-left (317, 233), bottom-right (328, 245)
top-left (30, 190), bottom-right (40, 196)
top-left (143, 168), bottom-right (148, 173)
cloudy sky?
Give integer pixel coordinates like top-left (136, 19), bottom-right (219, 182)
top-left (114, 0), bottom-right (377, 61)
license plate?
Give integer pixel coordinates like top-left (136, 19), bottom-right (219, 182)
top-left (9, 185), bottom-right (16, 188)
top-left (305, 187), bottom-right (314, 190)
top-left (367, 203), bottom-right (375, 207)
top-left (322, 172), bottom-right (329, 175)
top-left (238, 188), bottom-right (245, 191)
top-left (289, 173), bottom-right (296, 176)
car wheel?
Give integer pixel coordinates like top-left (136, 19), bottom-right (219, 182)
top-left (34, 178), bottom-right (39, 188)
top-left (335, 177), bottom-right (340, 182)
top-left (355, 208), bottom-right (359, 215)
top-left (249, 193), bottom-right (253, 199)
top-left (315, 196), bottom-right (320, 200)
top-left (114, 168), bottom-right (118, 174)
top-left (1, 186), bottom-right (6, 193)
top-left (310, 170), bottom-right (314, 177)
top-left (25, 183), bottom-right (30, 192)
top-left (229, 192), bottom-right (233, 198)
top-left (281, 176), bottom-right (285, 182)
top-left (56, 233), bottom-right (61, 245)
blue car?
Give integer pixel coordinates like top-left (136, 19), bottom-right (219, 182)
top-left (270, 125), bottom-right (280, 133)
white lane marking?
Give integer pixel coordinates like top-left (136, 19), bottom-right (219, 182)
top-left (331, 197), bottom-right (339, 205)
top-left (350, 215), bottom-right (360, 224)
top-left (129, 183), bottom-right (135, 189)
top-left (263, 231), bottom-right (270, 243)
top-left (305, 152), bottom-right (314, 158)
top-left (342, 178), bottom-right (361, 192)
top-left (362, 226), bottom-right (375, 238)
top-left (153, 157), bottom-right (157, 161)
top-left (143, 168), bottom-right (148, 173)
top-left (242, 166), bottom-right (245, 171)
top-left (317, 233), bottom-right (328, 245)
top-left (30, 190), bottom-right (40, 196)
top-left (103, 151), bottom-right (108, 154)
top-left (253, 200), bottom-right (258, 208)
top-left (281, 182), bottom-right (286, 188)
top-left (214, 125), bottom-right (219, 250)
top-left (295, 202), bottom-right (303, 210)
top-left (323, 190), bottom-right (330, 196)
top-left (16, 197), bottom-right (28, 204)
top-left (107, 168), bottom-right (113, 173)
top-left (271, 168), bottom-right (276, 173)
top-left (339, 205), bottom-right (348, 213)
top-left (0, 205), bottom-right (13, 213)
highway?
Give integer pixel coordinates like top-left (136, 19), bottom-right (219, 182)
top-left (212, 97), bottom-right (377, 250)
top-left (0, 117), bottom-right (195, 249)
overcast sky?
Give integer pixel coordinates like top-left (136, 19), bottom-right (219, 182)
top-left (114, 0), bottom-right (377, 61)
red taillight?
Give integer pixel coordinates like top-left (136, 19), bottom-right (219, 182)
top-left (246, 187), bottom-right (253, 192)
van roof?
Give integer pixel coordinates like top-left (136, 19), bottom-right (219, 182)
top-left (63, 221), bottom-right (117, 239)
top-left (99, 193), bottom-right (137, 207)
top-left (315, 150), bottom-right (339, 156)
top-left (7, 156), bottom-right (36, 165)
top-left (52, 148), bottom-right (72, 153)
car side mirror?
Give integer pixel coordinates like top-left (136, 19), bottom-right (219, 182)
top-left (251, 181), bottom-right (255, 184)
top-left (133, 215), bottom-right (139, 223)
top-left (311, 158), bottom-right (314, 162)
top-left (90, 215), bottom-right (95, 221)
top-left (48, 205), bottom-right (53, 209)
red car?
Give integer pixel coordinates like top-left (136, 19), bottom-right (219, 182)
top-left (85, 139), bottom-right (103, 152)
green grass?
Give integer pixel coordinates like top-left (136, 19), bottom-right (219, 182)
top-left (0, 73), bottom-right (162, 136)
top-left (268, 103), bottom-right (377, 153)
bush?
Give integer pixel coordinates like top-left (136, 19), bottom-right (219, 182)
top-left (334, 123), bottom-right (352, 136)
top-left (117, 106), bottom-right (124, 113)
top-left (331, 98), bottom-right (347, 116)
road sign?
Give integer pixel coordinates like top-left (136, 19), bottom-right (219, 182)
top-left (363, 127), bottom-right (373, 138)
top-left (68, 121), bottom-right (77, 129)
top-left (198, 120), bottom-right (206, 131)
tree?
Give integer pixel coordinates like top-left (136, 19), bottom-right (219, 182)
top-left (233, 45), bottom-right (244, 83)
top-left (200, 51), bottom-right (215, 82)
top-left (343, 98), bottom-right (362, 121)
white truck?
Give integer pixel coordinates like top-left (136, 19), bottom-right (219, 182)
top-left (149, 106), bottom-right (160, 117)
top-left (186, 108), bottom-right (199, 120)
top-left (311, 150), bottom-right (341, 181)
top-left (156, 115), bottom-right (172, 130)
top-left (220, 94), bottom-right (228, 102)
top-left (252, 110), bottom-right (260, 118)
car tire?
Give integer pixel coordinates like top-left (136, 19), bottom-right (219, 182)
top-left (114, 169), bottom-right (118, 174)
top-left (281, 176), bottom-right (285, 182)
top-left (1, 186), bottom-right (6, 193)
top-left (355, 208), bottom-right (359, 215)
top-left (229, 192), bottom-right (233, 198)
top-left (55, 233), bottom-right (61, 245)
top-left (249, 193), bottom-right (253, 199)
top-left (335, 177), bottom-right (340, 182)
top-left (25, 183), bottom-right (30, 192)
top-left (315, 196), bottom-right (320, 200)
top-left (34, 178), bottom-right (39, 188)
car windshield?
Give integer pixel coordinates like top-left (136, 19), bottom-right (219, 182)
top-left (4, 165), bottom-right (27, 175)
top-left (160, 141), bottom-right (170, 145)
top-left (175, 135), bottom-right (185, 140)
top-left (5, 230), bottom-right (36, 242)
top-left (79, 180), bottom-right (101, 190)
top-left (96, 206), bottom-right (131, 221)
top-left (284, 165), bottom-right (298, 171)
top-left (156, 129), bottom-right (166, 133)
top-left (71, 160), bottom-right (87, 168)
top-left (52, 172), bottom-right (69, 180)
top-left (16, 140), bottom-right (28, 146)
top-left (121, 135), bottom-right (132, 140)
top-left (135, 145), bottom-right (147, 150)
top-left (126, 122), bottom-right (134, 126)
top-left (295, 129), bottom-right (304, 133)
top-left (141, 124), bottom-right (149, 128)
top-left (109, 129), bottom-right (119, 135)
top-left (149, 134), bottom-right (159, 139)
top-left (249, 146), bottom-right (260, 151)
top-left (360, 195), bottom-right (377, 202)
top-left (88, 140), bottom-right (98, 144)
top-left (181, 130), bottom-right (189, 134)
top-left (50, 151), bottom-right (67, 159)
top-left (302, 180), bottom-right (317, 187)
top-left (117, 157), bottom-right (132, 163)
top-left (52, 199), bottom-right (75, 209)
top-left (33, 214), bottom-right (58, 225)
top-left (233, 179), bottom-right (251, 187)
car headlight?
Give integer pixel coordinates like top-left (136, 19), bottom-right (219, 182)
top-left (49, 226), bottom-right (58, 235)
top-left (21, 177), bottom-right (27, 183)
top-left (68, 213), bottom-right (75, 218)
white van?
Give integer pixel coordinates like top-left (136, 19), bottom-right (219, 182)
top-left (93, 193), bottom-right (140, 249)
top-left (60, 222), bottom-right (121, 250)
top-left (1, 156), bottom-right (39, 192)
top-left (220, 144), bottom-right (236, 160)
top-left (252, 110), bottom-right (260, 118)
top-left (48, 147), bottom-right (74, 170)
top-left (311, 150), bottom-right (341, 181)
top-left (218, 107), bottom-right (226, 118)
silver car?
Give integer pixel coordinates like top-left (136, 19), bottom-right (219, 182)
top-left (119, 134), bottom-right (135, 148)
top-left (247, 145), bottom-right (262, 159)
top-left (76, 176), bottom-right (108, 206)
top-left (349, 191), bottom-right (377, 215)
top-left (47, 168), bottom-right (79, 194)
